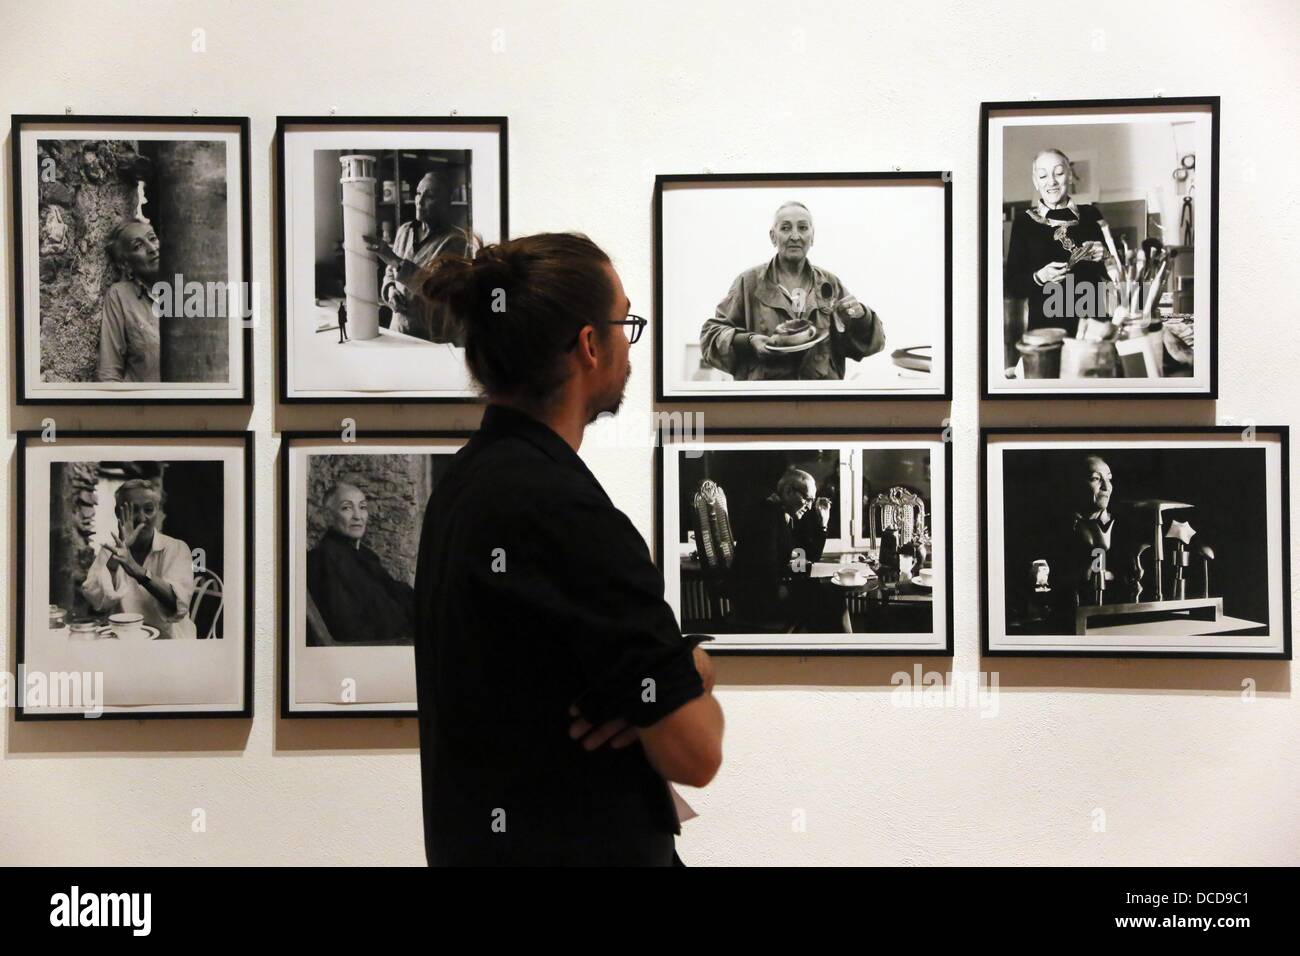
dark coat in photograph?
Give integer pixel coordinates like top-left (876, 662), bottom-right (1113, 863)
top-left (1004, 201), bottom-right (1109, 336)
top-left (306, 528), bottom-right (416, 644)
top-left (728, 493), bottom-right (829, 623)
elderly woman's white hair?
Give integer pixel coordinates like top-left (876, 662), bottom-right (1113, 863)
top-left (1030, 148), bottom-right (1073, 175)
top-left (114, 478), bottom-right (164, 509)
top-left (771, 200), bottom-right (812, 228)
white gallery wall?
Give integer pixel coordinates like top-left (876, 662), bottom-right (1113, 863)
top-left (2, 0), bottom-right (1297, 865)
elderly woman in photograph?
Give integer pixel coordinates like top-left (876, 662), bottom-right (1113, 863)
top-left (81, 479), bottom-right (197, 640)
top-left (364, 172), bottom-right (473, 345)
top-left (1004, 148), bottom-right (1110, 339)
top-left (306, 482), bottom-right (416, 645)
top-left (96, 218), bottom-right (164, 383)
top-left (700, 201), bottom-right (886, 382)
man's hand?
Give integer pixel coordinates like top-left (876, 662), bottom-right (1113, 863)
top-left (815, 496), bottom-right (832, 528)
top-left (568, 704), bottom-right (638, 751)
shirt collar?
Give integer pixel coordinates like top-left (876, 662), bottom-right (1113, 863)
top-left (130, 276), bottom-right (158, 302)
top-left (764, 253), bottom-right (815, 288)
top-left (478, 403), bottom-right (591, 476)
top-left (1035, 198), bottom-right (1080, 219)
top-left (145, 530), bottom-right (170, 555)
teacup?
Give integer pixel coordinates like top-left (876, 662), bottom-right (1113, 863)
top-left (68, 621), bottom-right (101, 641)
top-left (833, 567), bottom-right (866, 586)
top-left (109, 612), bottom-right (147, 641)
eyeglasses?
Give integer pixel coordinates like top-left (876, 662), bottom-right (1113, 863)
top-left (566, 314), bottom-right (647, 349)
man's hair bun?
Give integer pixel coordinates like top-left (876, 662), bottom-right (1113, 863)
top-left (419, 232), bottom-right (614, 405)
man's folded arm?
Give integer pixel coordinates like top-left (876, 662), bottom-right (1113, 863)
top-left (479, 495), bottom-right (723, 786)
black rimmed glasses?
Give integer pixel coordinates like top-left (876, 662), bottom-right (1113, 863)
top-left (566, 314), bottom-right (647, 349)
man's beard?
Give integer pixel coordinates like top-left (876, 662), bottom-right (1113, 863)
top-left (591, 361), bottom-right (631, 420)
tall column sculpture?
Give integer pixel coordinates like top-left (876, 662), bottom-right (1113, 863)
top-left (339, 154), bottom-right (379, 340)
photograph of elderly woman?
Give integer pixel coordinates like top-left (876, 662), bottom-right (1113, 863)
top-left (33, 137), bottom-right (234, 387)
top-left (675, 446), bottom-right (934, 638)
top-left (999, 446), bottom-right (1269, 639)
top-left (986, 100), bottom-right (1216, 394)
top-left (47, 460), bottom-right (225, 641)
top-left (657, 174), bottom-right (949, 399)
top-left (311, 148), bottom-right (472, 346)
top-left (303, 452), bottom-right (453, 647)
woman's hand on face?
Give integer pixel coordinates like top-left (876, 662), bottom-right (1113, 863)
top-left (117, 505), bottom-right (147, 549)
top-left (1036, 261), bottom-right (1071, 285)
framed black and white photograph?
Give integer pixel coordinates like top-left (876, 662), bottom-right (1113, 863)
top-left (16, 431), bottom-right (253, 719)
top-left (981, 427), bottom-right (1290, 658)
top-left (655, 172), bottom-right (951, 402)
top-left (981, 97), bottom-right (1218, 399)
top-left (656, 428), bottom-right (952, 654)
top-left (11, 115), bottom-right (252, 404)
top-left (280, 432), bottom-right (467, 717)
top-left (275, 116), bottom-right (507, 403)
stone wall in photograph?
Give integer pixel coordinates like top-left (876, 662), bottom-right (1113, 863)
top-left (36, 140), bottom-right (140, 382)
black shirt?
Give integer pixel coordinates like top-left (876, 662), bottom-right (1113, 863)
top-left (1004, 202), bottom-right (1109, 336)
top-left (729, 494), bottom-right (828, 622)
top-left (412, 403), bottom-right (705, 866)
top-left (305, 529), bottom-right (415, 645)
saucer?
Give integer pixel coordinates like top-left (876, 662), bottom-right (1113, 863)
top-left (765, 330), bottom-right (830, 354)
top-left (102, 624), bottom-right (161, 641)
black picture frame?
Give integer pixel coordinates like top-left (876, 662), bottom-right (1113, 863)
top-left (10, 114), bottom-right (254, 406)
top-left (278, 429), bottom-right (471, 719)
top-left (654, 425), bottom-right (954, 656)
top-left (979, 425), bottom-right (1291, 659)
top-left (653, 171), bottom-right (953, 403)
top-left (273, 115), bottom-right (509, 405)
top-left (15, 430), bottom-right (255, 720)
top-left (979, 96), bottom-right (1219, 401)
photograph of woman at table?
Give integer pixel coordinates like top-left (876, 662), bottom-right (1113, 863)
top-left (728, 469), bottom-right (830, 629)
top-left (81, 479), bottom-right (197, 640)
